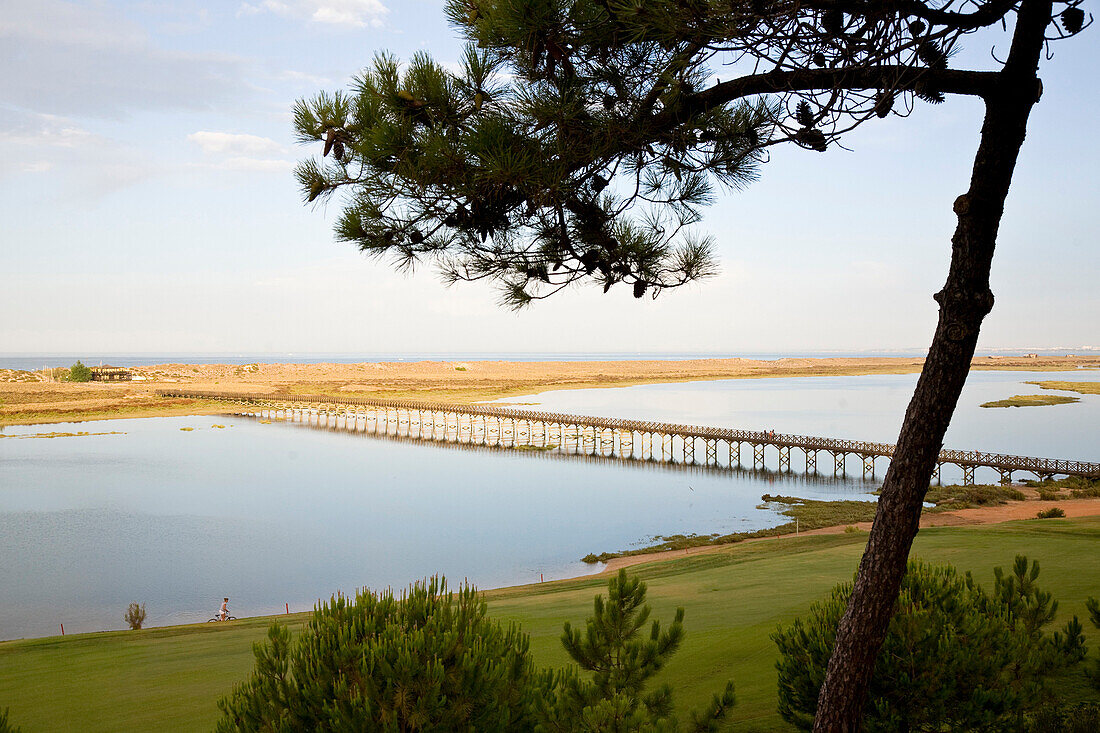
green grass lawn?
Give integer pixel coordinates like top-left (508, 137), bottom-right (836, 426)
top-left (3, 518), bottom-right (1099, 732)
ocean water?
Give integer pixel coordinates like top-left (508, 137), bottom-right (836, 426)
top-left (2, 347), bottom-right (1096, 370)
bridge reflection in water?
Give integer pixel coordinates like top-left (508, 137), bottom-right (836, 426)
top-left (158, 391), bottom-right (1100, 486)
top-left (239, 408), bottom-right (866, 489)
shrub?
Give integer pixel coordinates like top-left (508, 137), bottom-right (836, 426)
top-left (773, 556), bottom-right (1086, 731)
top-left (1037, 507), bottom-right (1066, 519)
top-left (923, 483), bottom-right (1025, 509)
top-left (219, 571), bottom-right (735, 732)
top-left (124, 602), bottom-right (146, 630)
top-left (1024, 477), bottom-right (1100, 498)
top-left (1037, 490), bottom-right (1061, 501)
top-left (217, 577), bottom-right (541, 731)
top-left (66, 361), bottom-right (92, 382)
top-left (843, 525), bottom-right (861, 533)
top-left (1071, 483), bottom-right (1100, 499)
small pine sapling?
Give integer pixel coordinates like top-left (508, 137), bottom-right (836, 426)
top-left (537, 569), bottom-right (736, 731)
top-left (0, 708), bottom-right (22, 733)
top-left (1086, 597), bottom-right (1100, 691)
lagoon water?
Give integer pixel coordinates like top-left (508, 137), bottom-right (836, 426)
top-left (1, 369), bottom-right (1096, 640)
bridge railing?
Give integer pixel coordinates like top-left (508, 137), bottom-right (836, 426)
top-left (159, 389), bottom-right (1100, 478)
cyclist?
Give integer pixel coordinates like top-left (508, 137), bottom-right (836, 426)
top-left (219, 597), bottom-right (230, 621)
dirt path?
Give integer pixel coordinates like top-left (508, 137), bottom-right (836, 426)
top-left (594, 498), bottom-right (1100, 576)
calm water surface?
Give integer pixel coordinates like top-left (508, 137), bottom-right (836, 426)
top-left (1, 369), bottom-right (1095, 639)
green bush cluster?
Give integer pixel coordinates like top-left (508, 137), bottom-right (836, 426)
top-left (218, 559), bottom-right (1098, 732)
top-left (1036, 507), bottom-right (1067, 519)
top-left (773, 556), bottom-right (1087, 731)
top-left (1023, 477), bottom-right (1100, 498)
top-left (218, 571), bottom-right (734, 732)
top-left (65, 361), bottom-right (92, 382)
top-left (922, 483), bottom-right (1026, 510)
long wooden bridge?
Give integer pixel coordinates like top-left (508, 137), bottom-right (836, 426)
top-left (158, 390), bottom-right (1100, 485)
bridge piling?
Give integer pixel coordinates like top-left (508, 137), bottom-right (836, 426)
top-left (163, 390), bottom-right (1100, 484)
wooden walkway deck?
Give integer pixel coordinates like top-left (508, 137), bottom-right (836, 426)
top-left (158, 390), bottom-right (1100, 484)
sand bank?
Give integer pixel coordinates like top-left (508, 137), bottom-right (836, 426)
top-left (3, 354), bottom-right (1096, 426)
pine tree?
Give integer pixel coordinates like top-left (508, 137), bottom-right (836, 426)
top-left (774, 556), bottom-right (1088, 731)
top-left (538, 569), bottom-right (736, 732)
top-left (217, 571), bottom-right (734, 732)
top-left (66, 360), bottom-right (92, 382)
top-left (216, 577), bottom-right (543, 731)
top-left (292, 2), bottom-right (1091, 727)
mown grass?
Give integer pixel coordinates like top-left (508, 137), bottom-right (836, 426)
top-left (980, 394), bottom-right (1081, 408)
top-left (2, 518), bottom-right (1098, 732)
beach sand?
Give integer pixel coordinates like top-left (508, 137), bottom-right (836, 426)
top-left (2, 354), bottom-right (1096, 426)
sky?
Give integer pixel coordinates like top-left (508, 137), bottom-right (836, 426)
top-left (2, 0), bottom-right (1097, 356)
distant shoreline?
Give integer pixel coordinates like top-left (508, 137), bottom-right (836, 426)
top-left (3, 348), bottom-right (1098, 371)
top-left (572, 495), bottom-right (1100, 580)
top-left (3, 355), bottom-right (1098, 426)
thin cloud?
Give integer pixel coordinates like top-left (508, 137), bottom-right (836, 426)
top-left (0, 109), bottom-right (158, 196)
top-left (278, 69), bottom-right (333, 86)
top-left (188, 131), bottom-right (287, 157)
top-left (217, 157), bottom-right (296, 173)
top-left (187, 131), bottom-right (294, 174)
top-left (239, 0), bottom-right (389, 28)
top-left (0, 0), bottom-right (249, 119)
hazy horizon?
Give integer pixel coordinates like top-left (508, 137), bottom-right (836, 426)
top-left (3, 1), bottom-right (1097, 354)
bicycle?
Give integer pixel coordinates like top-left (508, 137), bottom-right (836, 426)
top-left (208, 613), bottom-right (237, 622)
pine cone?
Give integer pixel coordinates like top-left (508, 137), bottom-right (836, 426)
top-left (916, 40), bottom-right (948, 70)
top-left (795, 128), bottom-right (827, 152)
top-left (822, 9), bottom-right (844, 35)
top-left (795, 100), bottom-right (815, 127)
top-left (1062, 7), bottom-right (1085, 34)
top-left (874, 91), bottom-right (895, 118)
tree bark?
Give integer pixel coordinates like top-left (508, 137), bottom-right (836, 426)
top-left (812, 1), bottom-right (1053, 730)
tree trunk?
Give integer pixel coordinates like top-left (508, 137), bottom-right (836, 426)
top-left (812, 1), bottom-right (1053, 730)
